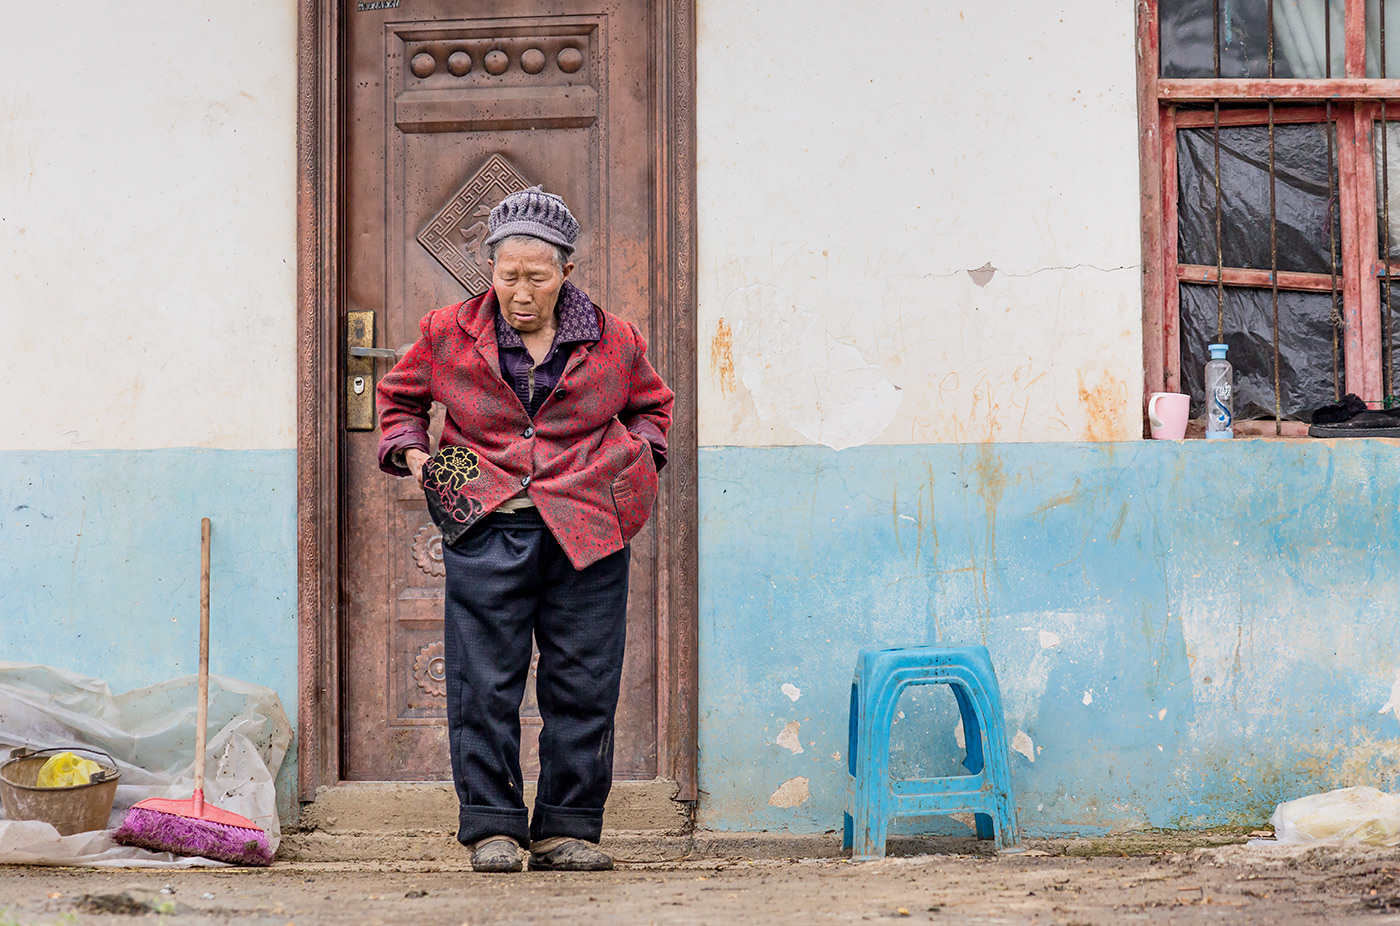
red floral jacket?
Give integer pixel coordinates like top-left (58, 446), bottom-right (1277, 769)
top-left (376, 287), bottom-right (674, 569)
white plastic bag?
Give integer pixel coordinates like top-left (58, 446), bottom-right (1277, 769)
top-left (1271, 786), bottom-right (1400, 847)
top-left (0, 662), bottom-right (291, 867)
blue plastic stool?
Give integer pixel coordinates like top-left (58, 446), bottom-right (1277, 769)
top-left (843, 644), bottom-right (1021, 859)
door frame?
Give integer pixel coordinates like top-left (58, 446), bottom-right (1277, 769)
top-left (293, 0), bottom-right (699, 801)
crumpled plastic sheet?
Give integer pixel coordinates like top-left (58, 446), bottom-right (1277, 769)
top-left (1179, 283), bottom-right (1342, 421)
top-left (0, 662), bottom-right (290, 867)
top-left (1254, 786), bottom-right (1400, 848)
top-left (1176, 123), bottom-right (1339, 276)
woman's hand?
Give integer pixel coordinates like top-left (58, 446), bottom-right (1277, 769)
top-left (405, 449), bottom-right (431, 487)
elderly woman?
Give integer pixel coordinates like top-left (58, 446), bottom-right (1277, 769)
top-left (376, 189), bottom-right (673, 873)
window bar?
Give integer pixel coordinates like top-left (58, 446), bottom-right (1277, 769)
top-left (1328, 99), bottom-right (1342, 400)
top-left (1269, 0), bottom-right (1283, 432)
top-left (1213, 0), bottom-right (1225, 344)
top-left (1386, 0), bottom-right (1396, 405)
top-left (1327, 0), bottom-right (1342, 400)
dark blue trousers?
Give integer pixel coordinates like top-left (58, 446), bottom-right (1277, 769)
top-left (442, 508), bottom-right (629, 847)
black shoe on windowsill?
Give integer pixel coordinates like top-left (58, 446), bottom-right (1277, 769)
top-left (1311, 393), bottom-right (1370, 426)
top-left (1308, 404), bottom-right (1400, 437)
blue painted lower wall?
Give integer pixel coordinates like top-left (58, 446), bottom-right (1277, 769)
top-left (1, 449), bottom-right (298, 817)
top-left (8, 442), bottom-right (1399, 836)
top-left (697, 440), bottom-right (1400, 835)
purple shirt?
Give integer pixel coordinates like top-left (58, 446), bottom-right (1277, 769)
top-left (495, 281), bottom-right (599, 418)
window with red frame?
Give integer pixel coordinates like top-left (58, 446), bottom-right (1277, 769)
top-left (1141, 0), bottom-right (1400, 435)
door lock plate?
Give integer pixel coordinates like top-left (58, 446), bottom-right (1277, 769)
top-left (346, 311), bottom-right (377, 430)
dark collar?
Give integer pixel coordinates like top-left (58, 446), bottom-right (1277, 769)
top-left (494, 281), bottom-right (599, 349)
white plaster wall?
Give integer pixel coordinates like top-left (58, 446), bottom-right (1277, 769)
top-left (697, 0), bottom-right (1144, 447)
top-left (0, 1), bottom-right (297, 450)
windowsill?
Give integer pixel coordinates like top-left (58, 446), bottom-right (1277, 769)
top-left (1182, 419), bottom-right (1311, 439)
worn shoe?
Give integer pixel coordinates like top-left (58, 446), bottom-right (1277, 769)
top-left (470, 836), bottom-right (524, 873)
top-left (529, 838), bottom-right (614, 871)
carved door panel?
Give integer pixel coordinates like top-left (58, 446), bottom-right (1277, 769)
top-left (341, 0), bottom-right (659, 781)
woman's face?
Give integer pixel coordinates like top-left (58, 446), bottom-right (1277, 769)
top-left (489, 239), bottom-right (574, 333)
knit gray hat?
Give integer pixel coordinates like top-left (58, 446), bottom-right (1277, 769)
top-left (484, 187), bottom-right (580, 255)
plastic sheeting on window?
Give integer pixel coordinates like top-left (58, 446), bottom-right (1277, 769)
top-left (1177, 122), bottom-right (1340, 275)
top-left (1161, 0), bottom-right (1400, 79)
top-left (0, 662), bottom-right (290, 867)
top-left (1160, 0), bottom-right (1340, 78)
top-left (1375, 122), bottom-right (1400, 259)
top-left (1180, 283), bottom-right (1342, 420)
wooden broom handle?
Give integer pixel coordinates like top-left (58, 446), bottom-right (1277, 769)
top-left (194, 517), bottom-right (211, 810)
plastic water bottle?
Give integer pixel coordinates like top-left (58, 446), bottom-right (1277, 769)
top-left (1205, 343), bottom-right (1233, 439)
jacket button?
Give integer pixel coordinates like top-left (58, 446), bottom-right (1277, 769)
top-left (523, 426), bottom-right (535, 438)
top-left (555, 388), bottom-right (567, 399)
top-left (520, 475), bottom-right (531, 487)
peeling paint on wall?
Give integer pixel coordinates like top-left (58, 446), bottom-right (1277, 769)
top-left (723, 283), bottom-right (900, 450)
top-left (1379, 670), bottom-right (1400, 720)
top-left (776, 721), bottom-right (804, 754)
top-left (1011, 730), bottom-right (1036, 763)
top-left (1038, 630), bottom-right (1062, 649)
top-left (967, 262), bottom-right (998, 287)
top-left (768, 776), bottom-right (810, 808)
top-left (781, 683), bottom-right (802, 702)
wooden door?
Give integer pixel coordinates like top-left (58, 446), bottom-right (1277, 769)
top-left (339, 0), bottom-right (661, 781)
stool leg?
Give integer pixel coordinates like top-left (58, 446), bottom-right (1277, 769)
top-left (963, 674), bottom-right (1023, 852)
top-left (843, 682), bottom-right (859, 854)
top-left (852, 676), bottom-right (896, 860)
top-left (952, 683), bottom-right (984, 775)
top-left (951, 682), bottom-right (995, 840)
top-left (853, 812), bottom-right (889, 861)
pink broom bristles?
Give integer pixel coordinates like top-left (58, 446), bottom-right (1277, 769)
top-left (114, 791), bottom-right (272, 866)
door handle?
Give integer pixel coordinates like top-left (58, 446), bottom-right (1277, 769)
top-left (348, 346), bottom-right (402, 360)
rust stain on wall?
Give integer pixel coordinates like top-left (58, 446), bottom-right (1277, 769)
top-left (710, 317), bottom-right (736, 395)
top-left (1076, 371), bottom-right (1129, 442)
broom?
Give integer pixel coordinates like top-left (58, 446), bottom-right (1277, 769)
top-left (113, 518), bottom-right (273, 866)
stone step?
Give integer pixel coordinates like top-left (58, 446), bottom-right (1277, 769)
top-left (297, 779), bottom-right (691, 835)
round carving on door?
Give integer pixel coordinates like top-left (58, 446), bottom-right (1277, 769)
top-left (520, 48), bottom-right (546, 74)
top-left (413, 642), bottom-right (448, 698)
top-left (557, 47), bottom-right (584, 74)
top-left (484, 50), bottom-right (509, 75)
top-left (412, 525), bottom-right (446, 577)
top-left (410, 52), bottom-right (437, 79)
top-left (447, 51), bottom-right (472, 76)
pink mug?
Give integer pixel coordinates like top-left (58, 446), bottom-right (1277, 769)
top-left (1148, 392), bottom-right (1190, 440)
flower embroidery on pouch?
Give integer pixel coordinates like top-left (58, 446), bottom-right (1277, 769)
top-left (430, 445), bottom-right (481, 492)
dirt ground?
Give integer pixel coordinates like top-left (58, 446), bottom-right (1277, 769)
top-left (5, 840), bottom-right (1400, 926)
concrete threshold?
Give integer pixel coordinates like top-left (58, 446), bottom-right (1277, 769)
top-left (295, 779), bottom-right (691, 835)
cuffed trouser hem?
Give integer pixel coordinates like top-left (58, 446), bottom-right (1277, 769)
top-left (457, 806), bottom-right (529, 848)
top-left (529, 800), bottom-right (605, 844)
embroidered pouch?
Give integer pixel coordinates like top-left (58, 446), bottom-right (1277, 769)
top-left (422, 445), bottom-right (487, 546)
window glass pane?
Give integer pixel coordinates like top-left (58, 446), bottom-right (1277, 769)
top-left (1365, 0), bottom-right (1400, 77)
top-left (1375, 122), bottom-right (1400, 258)
top-left (1161, 0), bottom-right (1344, 78)
top-left (1180, 283), bottom-right (1343, 420)
top-left (1178, 122), bottom-right (1341, 274)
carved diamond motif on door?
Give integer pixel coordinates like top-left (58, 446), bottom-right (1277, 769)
top-left (417, 154), bottom-right (535, 295)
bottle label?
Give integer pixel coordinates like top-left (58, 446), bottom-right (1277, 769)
top-left (1211, 382), bottom-right (1232, 429)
